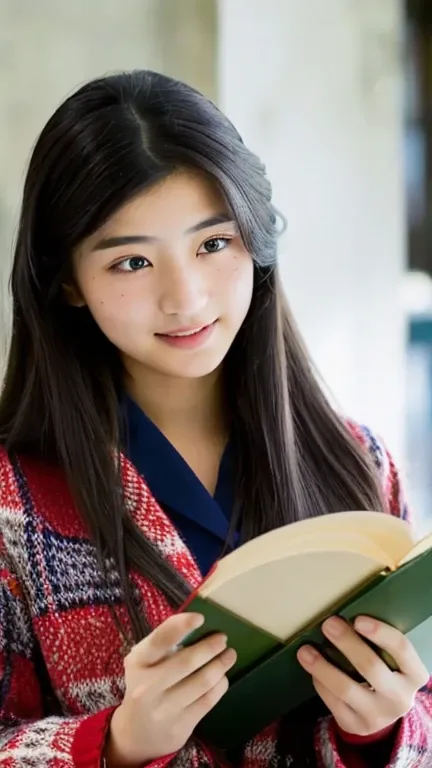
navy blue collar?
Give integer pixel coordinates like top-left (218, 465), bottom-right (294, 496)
top-left (122, 395), bottom-right (236, 544)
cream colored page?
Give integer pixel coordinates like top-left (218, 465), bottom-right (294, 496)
top-left (398, 532), bottom-right (432, 565)
top-left (280, 511), bottom-right (414, 561)
top-left (206, 549), bottom-right (384, 640)
top-left (201, 530), bottom-right (393, 596)
top-left (202, 511), bottom-right (414, 596)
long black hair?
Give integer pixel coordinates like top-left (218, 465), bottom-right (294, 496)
top-left (0, 70), bottom-right (385, 644)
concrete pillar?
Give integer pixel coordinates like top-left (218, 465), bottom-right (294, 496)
top-left (151, 0), bottom-right (217, 102)
top-left (218, 0), bottom-right (406, 459)
top-left (0, 0), bottom-right (217, 363)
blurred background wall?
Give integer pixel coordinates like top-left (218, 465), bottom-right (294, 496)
top-left (2, 0), bottom-right (432, 531)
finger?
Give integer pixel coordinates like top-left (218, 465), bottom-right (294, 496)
top-left (321, 617), bottom-right (396, 693)
top-left (128, 613), bottom-right (204, 666)
top-left (297, 645), bottom-right (374, 710)
top-left (169, 647), bottom-right (237, 710)
top-left (312, 678), bottom-right (362, 735)
top-left (184, 674), bottom-right (230, 730)
top-left (160, 632), bottom-right (230, 689)
top-left (354, 617), bottom-right (430, 690)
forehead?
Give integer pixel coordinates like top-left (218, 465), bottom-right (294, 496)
top-left (89, 170), bottom-right (229, 244)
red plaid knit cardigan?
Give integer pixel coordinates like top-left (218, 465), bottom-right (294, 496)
top-left (0, 424), bottom-right (431, 767)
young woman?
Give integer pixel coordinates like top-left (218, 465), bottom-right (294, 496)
top-left (0, 70), bottom-right (430, 768)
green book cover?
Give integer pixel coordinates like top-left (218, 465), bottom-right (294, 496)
top-left (183, 547), bottom-right (432, 750)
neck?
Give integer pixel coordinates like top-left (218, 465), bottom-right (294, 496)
top-left (125, 366), bottom-right (227, 438)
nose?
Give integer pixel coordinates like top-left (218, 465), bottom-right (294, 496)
top-left (159, 263), bottom-right (208, 317)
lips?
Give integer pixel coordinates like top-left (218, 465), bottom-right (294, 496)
top-left (156, 322), bottom-right (215, 338)
top-left (162, 326), bottom-right (208, 338)
top-left (155, 320), bottom-right (218, 349)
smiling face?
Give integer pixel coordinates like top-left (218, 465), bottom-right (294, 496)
top-left (71, 170), bottom-right (254, 384)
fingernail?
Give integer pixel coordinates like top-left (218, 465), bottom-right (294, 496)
top-left (298, 646), bottom-right (318, 666)
top-left (355, 617), bottom-right (376, 634)
top-left (178, 615), bottom-right (205, 647)
top-left (322, 617), bottom-right (345, 638)
top-left (224, 648), bottom-right (237, 665)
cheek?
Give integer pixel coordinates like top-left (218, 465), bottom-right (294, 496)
top-left (80, 278), bottom-right (152, 343)
top-left (220, 255), bottom-right (254, 318)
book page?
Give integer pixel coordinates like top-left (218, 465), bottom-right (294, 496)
top-left (205, 549), bottom-right (385, 640)
top-left (201, 512), bottom-right (413, 596)
top-left (398, 532), bottom-right (432, 566)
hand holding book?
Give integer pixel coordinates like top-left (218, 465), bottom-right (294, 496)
top-left (181, 510), bottom-right (432, 748)
top-left (104, 614), bottom-right (237, 766)
top-left (297, 614), bottom-right (429, 737)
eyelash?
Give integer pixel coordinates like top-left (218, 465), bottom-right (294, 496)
top-left (109, 256), bottom-right (150, 273)
top-left (198, 235), bottom-right (233, 254)
top-left (109, 235), bottom-right (234, 273)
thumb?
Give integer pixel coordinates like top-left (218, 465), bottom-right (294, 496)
top-left (131, 613), bottom-right (204, 667)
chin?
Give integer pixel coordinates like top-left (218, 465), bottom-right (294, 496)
top-left (155, 349), bottom-right (228, 379)
top-left (165, 361), bottom-right (223, 379)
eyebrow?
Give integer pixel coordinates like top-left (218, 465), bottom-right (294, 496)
top-left (92, 213), bottom-right (235, 251)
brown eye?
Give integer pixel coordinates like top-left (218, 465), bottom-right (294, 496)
top-left (200, 237), bottom-right (231, 254)
top-left (111, 256), bottom-right (150, 272)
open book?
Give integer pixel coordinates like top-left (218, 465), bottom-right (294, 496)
top-left (182, 511), bottom-right (432, 749)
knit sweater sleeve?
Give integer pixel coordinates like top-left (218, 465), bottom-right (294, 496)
top-left (0, 543), bottom-right (224, 768)
top-left (0, 550), bottom-right (181, 768)
top-left (312, 425), bottom-right (432, 768)
top-left (0, 534), bottom-right (112, 767)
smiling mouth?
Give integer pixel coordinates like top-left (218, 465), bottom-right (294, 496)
top-left (156, 321), bottom-right (216, 338)
top-left (154, 321), bottom-right (218, 348)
